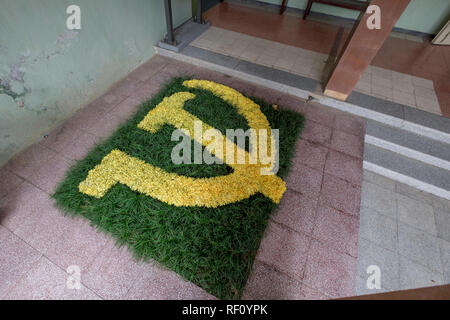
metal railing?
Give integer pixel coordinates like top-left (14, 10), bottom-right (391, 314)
top-left (162, 0), bottom-right (205, 46)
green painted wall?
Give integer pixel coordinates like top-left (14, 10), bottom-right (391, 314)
top-left (261, 0), bottom-right (450, 34)
top-left (0, 0), bottom-right (191, 166)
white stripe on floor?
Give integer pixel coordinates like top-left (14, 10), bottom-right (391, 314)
top-left (363, 161), bottom-right (450, 200)
top-left (365, 135), bottom-right (450, 171)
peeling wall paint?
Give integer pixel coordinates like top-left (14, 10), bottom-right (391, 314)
top-left (0, 0), bottom-right (191, 166)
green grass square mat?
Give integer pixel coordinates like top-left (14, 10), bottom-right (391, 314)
top-left (53, 77), bottom-right (304, 299)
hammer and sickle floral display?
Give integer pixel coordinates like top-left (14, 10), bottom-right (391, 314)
top-left (79, 80), bottom-right (286, 207)
top-left (53, 77), bottom-right (304, 299)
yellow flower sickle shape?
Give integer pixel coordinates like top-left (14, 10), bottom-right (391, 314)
top-left (78, 80), bottom-right (286, 208)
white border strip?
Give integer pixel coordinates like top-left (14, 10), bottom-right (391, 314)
top-left (313, 94), bottom-right (450, 144)
top-left (365, 135), bottom-right (450, 171)
top-left (155, 46), bottom-right (450, 144)
top-left (363, 161), bottom-right (450, 200)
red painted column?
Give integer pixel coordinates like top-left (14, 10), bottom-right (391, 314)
top-left (324, 0), bottom-right (411, 100)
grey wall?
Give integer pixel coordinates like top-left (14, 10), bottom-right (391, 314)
top-left (0, 0), bottom-right (192, 166)
top-left (261, 0), bottom-right (450, 35)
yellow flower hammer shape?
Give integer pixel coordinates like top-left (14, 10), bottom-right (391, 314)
top-left (78, 80), bottom-right (286, 208)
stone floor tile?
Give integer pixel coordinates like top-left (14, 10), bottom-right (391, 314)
top-left (220, 76), bottom-right (256, 97)
top-left (435, 209), bottom-right (450, 243)
top-left (396, 194), bottom-right (437, 235)
top-left (359, 206), bottom-right (398, 252)
top-left (432, 196), bottom-right (450, 213)
top-left (189, 66), bottom-right (225, 83)
top-left (312, 205), bottom-right (359, 257)
top-left (320, 174), bottom-right (361, 216)
top-left (324, 150), bottom-right (363, 186)
top-left (87, 113), bottom-right (125, 139)
top-left (399, 256), bottom-right (444, 290)
top-left (65, 102), bottom-right (107, 132)
top-left (171, 58), bottom-right (199, 75)
top-left (300, 283), bottom-right (330, 300)
top-left (305, 103), bottom-right (336, 127)
top-left (303, 239), bottom-right (357, 298)
top-left (83, 240), bottom-right (147, 300)
top-left (25, 153), bottom-right (72, 194)
top-left (131, 82), bottom-right (161, 102)
top-left (333, 113), bottom-right (366, 137)
top-left (43, 217), bottom-right (110, 271)
top-left (165, 62), bottom-right (194, 78)
top-left (277, 94), bottom-right (307, 114)
top-left (132, 55), bottom-right (170, 83)
top-left (10, 195), bottom-right (107, 271)
top-left (398, 224), bottom-right (443, 273)
top-left (439, 239), bottom-right (450, 284)
top-left (362, 170), bottom-right (395, 191)
top-left (93, 91), bottom-right (127, 112)
top-left (0, 182), bottom-right (50, 232)
top-left (360, 181), bottom-right (397, 219)
top-left (5, 144), bottom-right (57, 181)
top-left (242, 262), bottom-right (304, 300)
top-left (301, 120), bottom-right (332, 146)
top-left (256, 222), bottom-right (310, 281)
top-left (330, 130), bottom-right (364, 159)
top-left (128, 59), bottom-right (167, 82)
top-left (356, 238), bottom-right (400, 291)
top-left (292, 139), bottom-right (328, 171)
top-left (111, 96), bottom-right (142, 120)
top-left (396, 182), bottom-right (434, 206)
top-left (0, 169), bottom-right (23, 200)
top-left (0, 225), bottom-right (42, 298)
top-left (252, 85), bottom-right (282, 105)
top-left (272, 190), bottom-right (318, 236)
top-left (110, 77), bottom-right (143, 98)
top-left (149, 66), bottom-right (183, 85)
top-left (60, 132), bottom-right (99, 161)
top-left (4, 257), bottom-right (100, 300)
top-left (127, 263), bottom-right (216, 300)
top-left (285, 163), bottom-right (323, 198)
top-left (40, 123), bottom-right (84, 153)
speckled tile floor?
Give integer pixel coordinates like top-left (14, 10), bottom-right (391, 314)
top-left (355, 171), bottom-right (450, 295)
top-left (0, 54), bottom-right (368, 300)
top-left (1, 53), bottom-right (448, 300)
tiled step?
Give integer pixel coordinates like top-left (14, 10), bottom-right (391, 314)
top-left (365, 121), bottom-right (450, 171)
top-left (363, 144), bottom-right (450, 200)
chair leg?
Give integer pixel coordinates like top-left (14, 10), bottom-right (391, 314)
top-left (279, 0), bottom-right (288, 15)
top-left (303, 0), bottom-right (313, 20)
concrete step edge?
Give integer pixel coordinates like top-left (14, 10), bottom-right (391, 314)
top-left (155, 46), bottom-right (450, 144)
top-left (365, 135), bottom-right (450, 171)
top-left (363, 161), bottom-right (450, 200)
